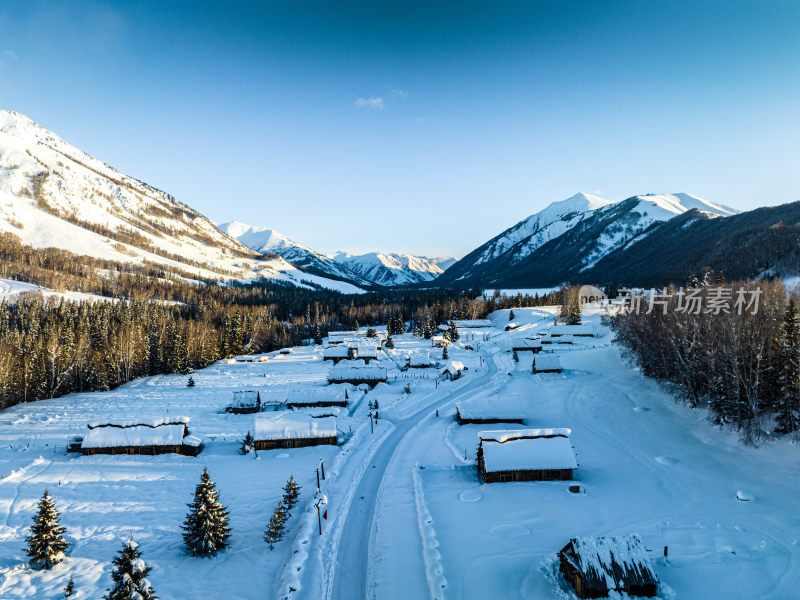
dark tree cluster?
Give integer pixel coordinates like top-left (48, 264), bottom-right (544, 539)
top-left (612, 279), bottom-right (798, 445)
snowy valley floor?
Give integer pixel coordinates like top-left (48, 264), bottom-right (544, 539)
top-left (1, 305), bottom-right (799, 599)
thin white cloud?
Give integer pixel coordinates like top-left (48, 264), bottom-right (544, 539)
top-left (353, 96), bottom-right (384, 110)
top-left (391, 88), bottom-right (409, 98)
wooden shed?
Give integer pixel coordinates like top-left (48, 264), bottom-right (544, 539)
top-left (328, 363), bottom-right (388, 387)
top-left (79, 417), bottom-right (202, 456)
top-left (323, 345), bottom-right (350, 364)
top-left (455, 393), bottom-right (525, 425)
top-left (558, 535), bottom-right (659, 598)
top-left (533, 354), bottom-right (562, 374)
top-left (286, 387), bottom-right (349, 408)
top-left (440, 360), bottom-right (465, 380)
top-left (226, 390), bottom-right (261, 414)
top-left (511, 338), bottom-right (542, 354)
top-left (253, 412), bottom-right (338, 450)
top-left (477, 428), bottom-right (576, 483)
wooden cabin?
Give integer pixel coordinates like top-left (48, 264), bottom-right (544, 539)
top-left (226, 390), bottom-right (261, 414)
top-left (408, 352), bottom-right (431, 368)
top-left (440, 360), bottom-right (465, 380)
top-left (432, 335), bottom-right (450, 348)
top-left (550, 325), bottom-right (595, 338)
top-left (328, 362), bottom-right (388, 387)
top-left (286, 387), bottom-right (349, 408)
top-left (79, 417), bottom-right (202, 456)
top-left (253, 412), bottom-right (338, 450)
top-left (323, 345), bottom-right (350, 364)
top-left (477, 428), bottom-right (576, 483)
top-left (455, 393), bottom-right (526, 425)
top-left (558, 535), bottom-right (658, 598)
top-left (348, 342), bottom-right (380, 363)
top-left (533, 354), bottom-right (562, 374)
top-left (511, 338), bottom-right (542, 354)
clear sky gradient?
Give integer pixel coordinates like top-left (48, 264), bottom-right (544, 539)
top-left (2, 1), bottom-right (799, 257)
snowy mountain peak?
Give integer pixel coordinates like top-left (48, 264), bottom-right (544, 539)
top-left (331, 251), bottom-right (447, 286)
top-left (218, 221), bottom-right (316, 256)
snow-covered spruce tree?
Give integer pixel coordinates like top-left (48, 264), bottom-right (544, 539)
top-left (509, 310), bottom-right (515, 321)
top-left (366, 327), bottom-right (378, 338)
top-left (64, 576), bottom-right (75, 597)
top-left (103, 536), bottom-right (158, 600)
top-left (314, 324), bottom-right (323, 345)
top-left (240, 431), bottom-right (255, 455)
top-left (25, 489), bottom-right (69, 570)
top-left (385, 334), bottom-right (394, 349)
top-left (354, 319), bottom-right (359, 332)
top-left (182, 468), bottom-right (231, 556)
top-left (775, 298), bottom-right (800, 436)
top-left (442, 346), bottom-right (449, 360)
top-left (187, 376), bottom-right (195, 388)
top-left (264, 503), bottom-right (288, 549)
top-left (283, 475), bottom-right (301, 508)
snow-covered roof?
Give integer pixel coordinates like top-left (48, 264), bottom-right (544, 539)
top-left (231, 390), bottom-right (259, 408)
top-left (409, 351), bottom-right (431, 366)
top-left (440, 360), bottom-right (465, 375)
top-left (329, 364), bottom-right (387, 381)
top-left (534, 355), bottom-right (562, 371)
top-left (82, 423), bottom-right (188, 449)
top-left (87, 416), bottom-right (189, 429)
top-left (452, 319), bottom-right (493, 328)
top-left (479, 428), bottom-right (571, 443)
top-left (512, 338), bottom-right (542, 349)
top-left (550, 324), bottom-right (595, 336)
top-left (480, 432), bottom-right (577, 472)
top-left (561, 535), bottom-right (658, 592)
top-left (349, 343), bottom-right (379, 358)
top-left (323, 346), bottom-right (349, 358)
top-left (254, 412), bottom-right (337, 441)
top-left (457, 394), bottom-right (526, 420)
top-left (287, 387), bottom-right (347, 405)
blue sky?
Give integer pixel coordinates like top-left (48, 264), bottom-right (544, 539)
top-left (2, 1), bottom-right (799, 257)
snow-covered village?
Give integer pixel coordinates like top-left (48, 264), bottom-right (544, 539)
top-left (2, 2), bottom-right (800, 599)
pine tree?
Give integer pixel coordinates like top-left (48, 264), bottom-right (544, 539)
top-left (103, 537), bottom-right (158, 600)
top-left (442, 346), bottom-right (449, 360)
top-left (282, 475), bottom-right (301, 508)
top-left (25, 490), bottom-right (69, 570)
top-left (716, 271), bottom-right (727, 285)
top-left (354, 319), bottom-right (359, 332)
top-left (509, 310), bottom-right (515, 321)
top-left (687, 273), bottom-right (700, 288)
top-left (385, 334), bottom-right (394, 349)
top-left (395, 315), bottom-right (405, 334)
top-left (240, 431), bottom-right (255, 455)
top-left (64, 576), bottom-right (75, 597)
top-left (264, 502), bottom-right (288, 549)
top-left (314, 324), bottom-right (323, 345)
top-left (449, 320), bottom-right (459, 341)
top-left (182, 468), bottom-right (231, 556)
top-left (187, 376), bottom-right (195, 388)
top-left (775, 298), bottom-right (800, 436)
top-left (366, 327), bottom-right (378, 338)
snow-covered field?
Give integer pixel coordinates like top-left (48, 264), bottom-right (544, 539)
top-left (0, 278), bottom-right (116, 304)
top-left (2, 306), bottom-right (799, 599)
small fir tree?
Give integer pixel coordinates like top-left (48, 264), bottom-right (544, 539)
top-left (385, 334), bottom-right (395, 349)
top-left (366, 327), bottom-right (378, 338)
top-left (264, 509), bottom-right (284, 550)
top-left (187, 376), bottom-right (195, 388)
top-left (240, 431), bottom-right (255, 455)
top-left (64, 576), bottom-right (75, 597)
top-left (182, 468), bottom-right (231, 556)
top-left (354, 319), bottom-right (359, 332)
top-left (103, 537), bottom-right (158, 600)
top-left (26, 490), bottom-right (69, 570)
top-left (509, 310), bottom-right (515, 321)
top-left (283, 475), bottom-right (301, 508)
top-left (442, 346), bottom-right (449, 360)
top-left (314, 324), bottom-right (323, 345)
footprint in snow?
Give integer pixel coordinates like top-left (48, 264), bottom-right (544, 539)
top-left (654, 456), bottom-right (679, 466)
top-left (489, 524), bottom-right (530, 539)
top-left (459, 489), bottom-right (482, 503)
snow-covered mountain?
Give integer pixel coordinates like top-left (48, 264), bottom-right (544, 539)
top-left (330, 251), bottom-right (447, 286)
top-left (218, 221), bottom-right (374, 287)
top-left (222, 220), bottom-right (452, 287)
top-left (0, 110), bottom-right (364, 293)
top-left (438, 192), bottom-right (739, 286)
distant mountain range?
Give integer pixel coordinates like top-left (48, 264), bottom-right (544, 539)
top-left (220, 221), bottom-right (454, 287)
